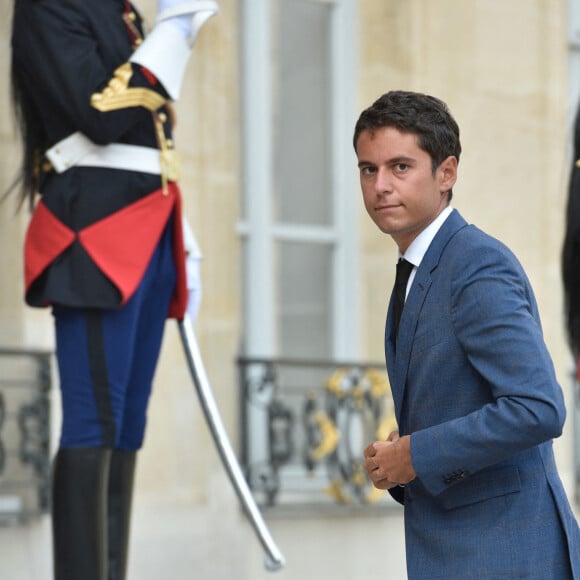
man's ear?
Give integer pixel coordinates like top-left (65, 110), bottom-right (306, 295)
top-left (439, 156), bottom-right (458, 192)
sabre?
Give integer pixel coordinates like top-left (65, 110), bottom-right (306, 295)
top-left (177, 315), bottom-right (286, 571)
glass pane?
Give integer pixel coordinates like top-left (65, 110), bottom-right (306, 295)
top-left (571, 0), bottom-right (580, 43)
top-left (277, 241), bottom-right (332, 358)
top-left (273, 0), bottom-right (332, 225)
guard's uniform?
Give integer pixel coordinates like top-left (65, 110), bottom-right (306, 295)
top-left (12, 2), bottom-right (218, 577)
top-left (15, 0), bottom-right (187, 315)
top-left (11, 0), bottom-right (203, 450)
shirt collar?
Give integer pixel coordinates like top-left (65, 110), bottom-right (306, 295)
top-left (401, 206), bottom-right (454, 267)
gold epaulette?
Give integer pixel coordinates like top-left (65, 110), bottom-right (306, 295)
top-left (91, 63), bottom-right (165, 113)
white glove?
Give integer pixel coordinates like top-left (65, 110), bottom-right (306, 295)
top-left (131, 0), bottom-right (218, 99)
top-left (185, 255), bottom-right (202, 322)
top-left (182, 215), bottom-right (203, 323)
top-left (156, 0), bottom-right (219, 44)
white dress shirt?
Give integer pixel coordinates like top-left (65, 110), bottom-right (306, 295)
top-left (399, 206), bottom-right (453, 299)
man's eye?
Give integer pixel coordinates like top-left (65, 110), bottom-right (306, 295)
top-left (361, 166), bottom-right (376, 175)
top-left (395, 163), bottom-right (408, 172)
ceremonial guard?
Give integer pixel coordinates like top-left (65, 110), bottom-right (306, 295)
top-left (563, 105), bottom-right (580, 386)
top-left (10, 1), bottom-right (217, 578)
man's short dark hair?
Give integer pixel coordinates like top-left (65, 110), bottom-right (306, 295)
top-left (353, 90), bottom-right (462, 174)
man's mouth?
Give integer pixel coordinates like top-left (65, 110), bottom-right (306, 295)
top-left (375, 203), bottom-right (400, 212)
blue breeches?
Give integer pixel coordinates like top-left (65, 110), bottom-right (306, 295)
top-left (53, 223), bottom-right (176, 450)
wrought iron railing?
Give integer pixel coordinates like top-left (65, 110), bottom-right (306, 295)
top-left (0, 348), bottom-right (52, 522)
top-left (238, 356), bottom-right (400, 513)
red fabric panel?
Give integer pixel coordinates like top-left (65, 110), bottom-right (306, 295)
top-left (167, 185), bottom-right (187, 319)
top-left (140, 66), bottom-right (158, 86)
top-left (24, 200), bottom-right (76, 293)
top-left (78, 184), bottom-right (178, 306)
top-left (23, 184), bottom-right (187, 319)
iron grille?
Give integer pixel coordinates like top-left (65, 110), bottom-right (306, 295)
top-left (238, 356), bottom-right (400, 513)
top-left (0, 348), bottom-right (51, 523)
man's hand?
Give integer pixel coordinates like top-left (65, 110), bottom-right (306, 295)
top-left (363, 432), bottom-right (416, 490)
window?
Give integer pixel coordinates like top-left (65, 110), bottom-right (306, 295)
top-left (239, 0), bottom-right (359, 505)
top-left (239, 0), bottom-right (358, 360)
top-left (569, 0), bottom-right (580, 117)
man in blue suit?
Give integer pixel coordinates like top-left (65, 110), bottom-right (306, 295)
top-left (359, 91), bottom-right (580, 578)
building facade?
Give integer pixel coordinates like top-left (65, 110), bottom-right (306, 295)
top-left (0, 1), bottom-right (577, 578)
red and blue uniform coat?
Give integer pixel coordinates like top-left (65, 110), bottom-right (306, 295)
top-left (12, 0), bottom-right (187, 318)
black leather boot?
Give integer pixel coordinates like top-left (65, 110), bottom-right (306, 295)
top-left (107, 450), bottom-right (137, 580)
top-left (52, 447), bottom-right (112, 580)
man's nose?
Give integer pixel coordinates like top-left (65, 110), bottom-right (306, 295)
top-left (375, 167), bottom-right (392, 194)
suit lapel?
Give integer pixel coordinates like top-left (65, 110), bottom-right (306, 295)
top-left (386, 210), bottom-right (468, 425)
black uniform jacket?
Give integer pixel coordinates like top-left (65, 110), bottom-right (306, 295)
top-left (12, 0), bottom-right (187, 317)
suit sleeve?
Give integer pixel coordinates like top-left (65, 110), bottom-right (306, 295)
top-left (410, 243), bottom-right (566, 497)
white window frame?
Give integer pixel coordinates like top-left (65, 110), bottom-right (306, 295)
top-left (239, 0), bottom-right (358, 361)
top-left (569, 0), bottom-right (580, 110)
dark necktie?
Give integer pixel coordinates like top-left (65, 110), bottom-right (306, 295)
top-left (394, 258), bottom-right (414, 339)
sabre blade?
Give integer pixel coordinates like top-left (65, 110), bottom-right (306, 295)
top-left (178, 316), bottom-right (286, 571)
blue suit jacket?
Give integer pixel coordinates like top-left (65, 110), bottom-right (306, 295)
top-left (386, 210), bottom-right (580, 578)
